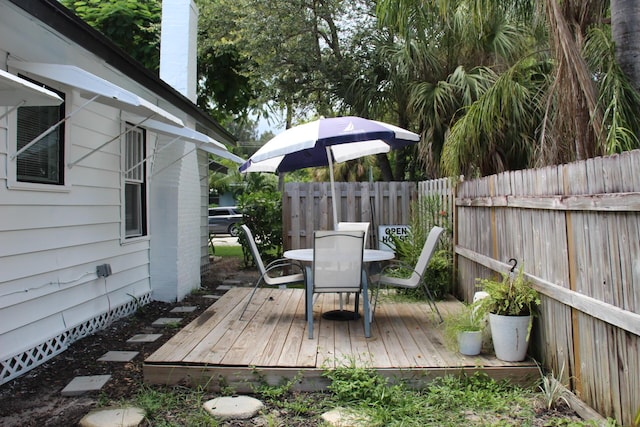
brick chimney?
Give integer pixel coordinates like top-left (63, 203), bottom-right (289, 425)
top-left (159, 0), bottom-right (198, 102)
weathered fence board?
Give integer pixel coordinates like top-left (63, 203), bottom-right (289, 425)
top-left (455, 149), bottom-right (640, 425)
top-left (283, 182), bottom-right (418, 250)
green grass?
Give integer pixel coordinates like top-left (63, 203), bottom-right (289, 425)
top-left (108, 369), bottom-right (614, 426)
top-left (211, 244), bottom-right (243, 258)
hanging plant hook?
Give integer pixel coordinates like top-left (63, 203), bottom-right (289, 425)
top-left (508, 258), bottom-right (518, 273)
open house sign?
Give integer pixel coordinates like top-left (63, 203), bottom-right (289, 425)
top-left (378, 225), bottom-right (410, 252)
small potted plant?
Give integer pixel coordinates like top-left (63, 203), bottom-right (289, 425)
top-left (443, 303), bottom-right (484, 356)
top-left (473, 265), bottom-right (540, 361)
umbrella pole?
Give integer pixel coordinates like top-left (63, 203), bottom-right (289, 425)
top-left (327, 146), bottom-right (344, 311)
top-left (327, 146), bottom-right (338, 226)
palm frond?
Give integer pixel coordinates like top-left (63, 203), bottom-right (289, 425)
top-left (584, 27), bottom-right (640, 154)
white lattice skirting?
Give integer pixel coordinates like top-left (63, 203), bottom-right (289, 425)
top-left (0, 292), bottom-right (152, 385)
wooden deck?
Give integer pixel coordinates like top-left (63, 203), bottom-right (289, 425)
top-left (144, 288), bottom-right (538, 392)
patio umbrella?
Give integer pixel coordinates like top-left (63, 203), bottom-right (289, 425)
top-left (239, 116), bottom-right (420, 223)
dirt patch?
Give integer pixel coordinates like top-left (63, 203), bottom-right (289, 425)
top-left (0, 256), bottom-right (256, 427)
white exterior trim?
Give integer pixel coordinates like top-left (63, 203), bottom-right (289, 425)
top-left (0, 0), bottom-right (234, 384)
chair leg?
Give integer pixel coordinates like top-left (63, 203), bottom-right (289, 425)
top-left (422, 282), bottom-right (443, 323)
top-left (353, 293), bottom-right (360, 319)
top-left (239, 281), bottom-right (261, 320)
top-left (362, 270), bottom-right (371, 338)
top-left (306, 274), bottom-right (314, 339)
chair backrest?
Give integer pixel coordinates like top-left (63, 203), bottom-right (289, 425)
top-left (240, 224), bottom-right (266, 275)
top-left (410, 226), bottom-right (445, 282)
top-left (312, 230), bottom-right (364, 293)
top-left (336, 222), bottom-right (370, 247)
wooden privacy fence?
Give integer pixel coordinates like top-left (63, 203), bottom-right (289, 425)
top-left (283, 181), bottom-right (418, 250)
top-left (455, 149), bottom-right (640, 425)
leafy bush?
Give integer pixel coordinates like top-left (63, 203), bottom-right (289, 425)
top-left (390, 196), bottom-right (454, 299)
top-left (237, 189), bottom-right (283, 266)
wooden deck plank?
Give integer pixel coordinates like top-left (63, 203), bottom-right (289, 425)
top-left (347, 313), bottom-right (376, 367)
top-left (222, 288), bottom-right (295, 366)
top-left (373, 303), bottom-right (413, 367)
top-left (365, 319), bottom-right (393, 368)
top-left (402, 301), bottom-right (457, 367)
top-left (294, 294), bottom-right (320, 367)
top-left (144, 288), bottom-right (540, 392)
top-left (277, 290), bottom-right (310, 367)
top-left (253, 289), bottom-right (302, 366)
top-left (316, 293), bottom-right (338, 368)
top-left (145, 288), bottom-right (248, 363)
top-left (184, 288), bottom-right (273, 364)
top-left (383, 302), bottom-right (431, 367)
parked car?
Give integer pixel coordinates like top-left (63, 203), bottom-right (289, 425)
top-left (208, 206), bottom-right (243, 236)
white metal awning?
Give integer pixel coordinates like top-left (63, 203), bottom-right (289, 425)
top-left (7, 61), bottom-right (183, 126)
top-left (0, 69), bottom-right (63, 120)
top-left (198, 143), bottom-right (245, 164)
top-left (140, 118), bottom-right (245, 164)
top-left (122, 119), bottom-right (245, 177)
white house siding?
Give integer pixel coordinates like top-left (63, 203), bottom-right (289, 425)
top-left (199, 149), bottom-right (211, 275)
top-left (0, 1), bottom-right (213, 383)
top-left (149, 137), bottom-right (203, 302)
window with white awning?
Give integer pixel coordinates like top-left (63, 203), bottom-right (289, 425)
top-left (5, 61), bottom-right (243, 182)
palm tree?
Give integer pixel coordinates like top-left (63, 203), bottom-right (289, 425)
top-left (376, 0), bottom-right (538, 177)
top-left (611, 0), bottom-right (640, 92)
top-left (377, 0), bottom-right (640, 178)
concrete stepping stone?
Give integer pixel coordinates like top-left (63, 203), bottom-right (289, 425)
top-left (127, 333), bottom-right (162, 343)
top-left (203, 395), bottom-right (264, 420)
top-left (97, 351), bottom-right (138, 362)
top-left (217, 283), bottom-right (237, 290)
top-left (170, 306), bottom-right (197, 313)
top-left (151, 317), bottom-right (182, 327)
top-left (321, 407), bottom-right (371, 427)
top-left (203, 294), bottom-right (220, 300)
top-left (61, 375), bottom-right (111, 396)
top-left (78, 406), bottom-right (145, 427)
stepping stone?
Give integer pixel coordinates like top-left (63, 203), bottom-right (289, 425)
top-left (97, 351), bottom-right (139, 362)
top-left (79, 406), bottom-right (145, 427)
top-left (217, 284), bottom-right (237, 290)
top-left (203, 395), bottom-right (264, 420)
top-left (321, 407), bottom-right (371, 427)
top-left (61, 375), bottom-right (111, 396)
top-left (151, 317), bottom-right (182, 327)
top-left (127, 333), bottom-right (162, 343)
top-left (170, 306), bottom-right (197, 313)
top-left (203, 294), bottom-right (220, 300)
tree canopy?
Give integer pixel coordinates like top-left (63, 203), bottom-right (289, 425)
top-left (62, 0), bottom-right (640, 180)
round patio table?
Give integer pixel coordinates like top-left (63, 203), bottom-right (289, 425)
top-left (283, 248), bottom-right (394, 320)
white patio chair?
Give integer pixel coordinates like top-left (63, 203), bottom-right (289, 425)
top-left (336, 221), bottom-right (370, 246)
top-left (374, 226), bottom-right (445, 322)
top-left (306, 230), bottom-right (371, 338)
top-left (335, 222), bottom-right (370, 309)
top-left (239, 224), bottom-right (305, 320)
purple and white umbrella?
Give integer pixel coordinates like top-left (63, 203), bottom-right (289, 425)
top-left (239, 116), bottom-right (420, 222)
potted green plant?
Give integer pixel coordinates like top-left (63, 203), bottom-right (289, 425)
top-left (443, 303), bottom-right (484, 356)
top-left (474, 266), bottom-right (540, 361)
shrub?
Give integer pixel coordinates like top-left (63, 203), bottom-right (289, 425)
top-left (237, 189), bottom-right (283, 266)
top-left (390, 196), bottom-right (454, 299)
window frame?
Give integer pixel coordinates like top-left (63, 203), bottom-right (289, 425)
top-left (122, 123), bottom-right (148, 240)
top-left (6, 75), bottom-right (70, 192)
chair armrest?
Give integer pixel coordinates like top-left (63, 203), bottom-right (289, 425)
top-left (379, 261), bottom-right (421, 280)
top-left (264, 258), bottom-right (304, 275)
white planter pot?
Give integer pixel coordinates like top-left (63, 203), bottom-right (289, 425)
top-left (457, 330), bottom-right (483, 356)
top-left (488, 313), bottom-right (532, 362)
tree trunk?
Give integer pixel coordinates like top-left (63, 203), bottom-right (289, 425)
top-left (376, 153), bottom-right (393, 181)
top-left (611, 0), bottom-right (640, 92)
